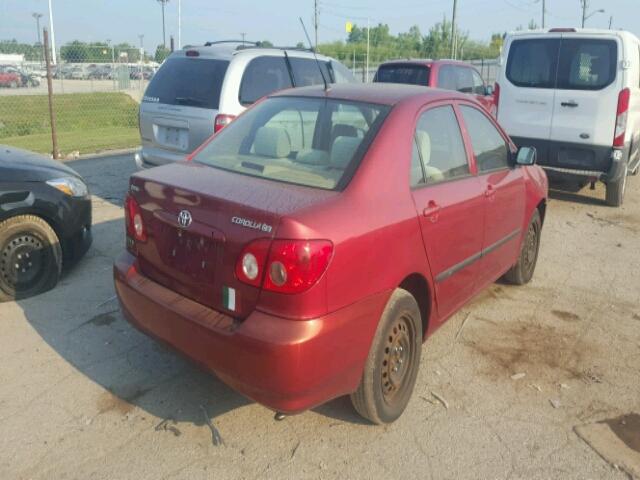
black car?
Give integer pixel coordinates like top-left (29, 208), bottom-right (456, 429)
top-left (0, 146), bottom-right (92, 301)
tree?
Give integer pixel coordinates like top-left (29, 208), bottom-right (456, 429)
top-left (154, 44), bottom-right (170, 63)
top-left (256, 40), bottom-right (274, 47)
top-left (60, 40), bottom-right (89, 62)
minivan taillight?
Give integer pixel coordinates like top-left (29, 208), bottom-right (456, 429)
top-left (236, 239), bottom-right (333, 294)
top-left (124, 194), bottom-right (147, 247)
top-left (214, 114), bottom-right (236, 133)
top-left (614, 88), bottom-right (630, 148)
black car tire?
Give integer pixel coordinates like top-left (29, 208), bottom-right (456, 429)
top-left (504, 209), bottom-right (542, 285)
top-left (351, 288), bottom-right (422, 424)
top-left (605, 163), bottom-right (627, 207)
top-left (0, 215), bottom-right (62, 302)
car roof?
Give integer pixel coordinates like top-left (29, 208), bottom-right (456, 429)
top-left (378, 59), bottom-right (472, 68)
top-left (270, 83), bottom-right (470, 106)
top-left (171, 44), bottom-right (333, 62)
top-left (506, 27), bottom-right (638, 41)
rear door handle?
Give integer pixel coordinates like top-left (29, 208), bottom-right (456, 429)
top-left (561, 101), bottom-right (579, 108)
top-left (422, 201), bottom-right (441, 222)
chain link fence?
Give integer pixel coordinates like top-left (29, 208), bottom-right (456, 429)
top-left (0, 43), bottom-right (159, 157)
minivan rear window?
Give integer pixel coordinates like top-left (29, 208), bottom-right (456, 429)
top-left (506, 38), bottom-right (560, 89)
top-left (143, 57), bottom-right (229, 109)
top-left (556, 39), bottom-right (617, 90)
top-left (375, 65), bottom-right (430, 86)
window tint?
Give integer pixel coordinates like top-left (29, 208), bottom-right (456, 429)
top-left (472, 70), bottom-right (485, 95)
top-left (556, 39), bottom-right (617, 90)
top-left (460, 105), bottom-right (509, 172)
top-left (239, 56), bottom-right (293, 105)
top-left (289, 57), bottom-right (331, 87)
top-left (375, 65), bottom-right (430, 86)
top-left (414, 106), bottom-right (469, 184)
top-left (193, 97), bottom-right (389, 190)
top-left (143, 57), bottom-right (229, 109)
top-left (437, 65), bottom-right (457, 90)
top-left (506, 38), bottom-right (560, 89)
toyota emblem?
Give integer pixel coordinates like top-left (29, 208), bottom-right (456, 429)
top-left (178, 210), bottom-right (192, 228)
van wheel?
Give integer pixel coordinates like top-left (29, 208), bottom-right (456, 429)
top-left (350, 288), bottom-right (422, 424)
top-left (605, 163), bottom-right (627, 207)
top-left (504, 209), bottom-right (541, 285)
top-left (0, 215), bottom-right (62, 302)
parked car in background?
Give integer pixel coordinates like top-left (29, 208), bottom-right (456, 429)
top-left (135, 41), bottom-right (357, 168)
top-left (0, 67), bottom-right (21, 88)
top-left (0, 146), bottom-right (92, 301)
top-left (374, 59), bottom-right (496, 115)
top-left (88, 64), bottom-right (113, 80)
top-left (116, 83), bottom-right (547, 424)
top-left (496, 28), bottom-right (640, 206)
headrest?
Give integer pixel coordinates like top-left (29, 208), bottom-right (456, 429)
top-left (330, 136), bottom-right (361, 169)
top-left (253, 126), bottom-right (291, 158)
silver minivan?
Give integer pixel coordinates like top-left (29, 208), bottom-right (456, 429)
top-left (136, 41), bottom-right (356, 169)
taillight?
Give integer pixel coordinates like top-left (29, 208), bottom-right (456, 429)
top-left (614, 88), bottom-right (630, 148)
top-left (235, 239), bottom-right (333, 294)
top-left (494, 82), bottom-right (500, 116)
top-left (124, 193), bottom-right (147, 244)
top-left (214, 114), bottom-right (236, 133)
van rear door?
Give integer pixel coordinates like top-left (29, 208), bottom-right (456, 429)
top-left (549, 35), bottom-right (621, 172)
top-left (499, 34), bottom-right (562, 160)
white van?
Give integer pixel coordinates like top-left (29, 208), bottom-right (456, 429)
top-left (496, 28), bottom-right (640, 206)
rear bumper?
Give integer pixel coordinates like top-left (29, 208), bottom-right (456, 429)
top-left (113, 252), bottom-right (389, 413)
top-left (511, 136), bottom-right (628, 182)
top-left (138, 144), bottom-right (190, 169)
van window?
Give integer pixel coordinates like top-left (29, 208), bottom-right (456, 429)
top-left (455, 67), bottom-right (474, 93)
top-left (506, 38), bottom-right (560, 89)
top-left (289, 57), bottom-right (331, 87)
top-left (472, 70), bottom-right (485, 95)
top-left (329, 60), bottom-right (357, 83)
top-left (239, 56), bottom-right (293, 105)
top-left (143, 57), bottom-right (229, 109)
top-left (375, 64), bottom-right (430, 86)
top-left (437, 65), bottom-right (457, 90)
top-left (557, 39), bottom-right (617, 90)
top-left (460, 105), bottom-right (509, 172)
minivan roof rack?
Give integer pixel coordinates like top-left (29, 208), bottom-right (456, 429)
top-left (236, 44), bottom-right (315, 53)
top-left (203, 40), bottom-right (259, 47)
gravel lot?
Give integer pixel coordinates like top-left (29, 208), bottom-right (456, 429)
top-left (0, 153), bottom-right (638, 480)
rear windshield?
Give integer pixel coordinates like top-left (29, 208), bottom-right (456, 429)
top-left (143, 56), bottom-right (229, 109)
top-left (507, 37), bottom-right (618, 90)
top-left (375, 65), bottom-right (430, 86)
top-left (193, 97), bottom-right (389, 190)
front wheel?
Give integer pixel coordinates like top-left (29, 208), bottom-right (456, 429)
top-left (504, 209), bottom-right (542, 285)
top-left (0, 215), bottom-right (62, 302)
top-left (350, 289), bottom-right (422, 424)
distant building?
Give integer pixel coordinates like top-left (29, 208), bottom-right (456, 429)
top-left (0, 53), bottom-right (25, 65)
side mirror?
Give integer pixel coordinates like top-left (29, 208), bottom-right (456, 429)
top-left (485, 85), bottom-right (494, 96)
top-left (516, 146), bottom-right (537, 166)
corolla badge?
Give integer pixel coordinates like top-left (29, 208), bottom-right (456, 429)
top-left (178, 210), bottom-right (193, 228)
top-left (231, 216), bottom-right (273, 233)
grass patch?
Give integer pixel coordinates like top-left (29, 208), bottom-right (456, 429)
top-left (0, 92), bottom-right (139, 155)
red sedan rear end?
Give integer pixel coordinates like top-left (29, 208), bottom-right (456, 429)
top-left (114, 83), bottom-right (547, 424)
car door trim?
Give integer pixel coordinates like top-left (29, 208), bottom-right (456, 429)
top-left (435, 227), bottom-right (521, 283)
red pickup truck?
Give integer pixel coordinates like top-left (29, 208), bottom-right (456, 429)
top-left (374, 59), bottom-right (496, 116)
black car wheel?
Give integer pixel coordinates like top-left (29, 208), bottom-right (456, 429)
top-left (504, 209), bottom-right (542, 285)
top-left (351, 288), bottom-right (422, 424)
top-left (0, 215), bottom-right (62, 302)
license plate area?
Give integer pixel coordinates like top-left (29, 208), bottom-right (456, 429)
top-left (158, 224), bottom-right (217, 280)
top-left (159, 126), bottom-right (188, 150)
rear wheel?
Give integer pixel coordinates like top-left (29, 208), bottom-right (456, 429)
top-left (0, 215), bottom-right (62, 302)
top-left (605, 163), bottom-right (628, 207)
top-left (504, 209), bottom-right (541, 285)
top-left (350, 289), bottom-right (422, 424)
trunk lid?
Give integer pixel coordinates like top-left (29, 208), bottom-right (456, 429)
top-left (130, 161), bottom-right (338, 317)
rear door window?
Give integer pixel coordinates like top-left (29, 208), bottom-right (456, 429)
top-left (556, 39), bottom-right (617, 90)
top-left (506, 38), bottom-right (560, 88)
top-left (460, 105), bottom-right (510, 172)
top-left (437, 65), bottom-right (457, 90)
top-left (375, 65), bottom-right (430, 86)
top-left (289, 57), bottom-right (331, 87)
top-left (239, 56), bottom-right (293, 105)
top-left (143, 57), bottom-right (229, 109)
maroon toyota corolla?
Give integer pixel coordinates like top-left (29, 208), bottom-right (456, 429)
top-left (114, 83), bottom-right (548, 424)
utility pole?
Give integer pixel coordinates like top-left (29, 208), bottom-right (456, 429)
top-left (581, 0), bottom-right (587, 28)
top-left (241, 32), bottom-right (246, 46)
top-left (314, 0), bottom-right (319, 49)
top-left (608, 15), bottom-right (613, 29)
top-left (450, 0), bottom-right (458, 59)
top-left (47, 0), bottom-right (57, 65)
top-left (542, 0), bottom-right (546, 29)
top-left (157, 0), bottom-right (169, 48)
top-left (366, 17), bottom-right (370, 82)
top-left (178, 0), bottom-right (181, 49)
top-left (32, 13), bottom-right (43, 45)
top-left (43, 28), bottom-right (59, 159)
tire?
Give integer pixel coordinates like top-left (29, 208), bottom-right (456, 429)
top-left (0, 215), bottom-right (62, 302)
top-left (605, 163), bottom-right (628, 207)
top-left (350, 288), bottom-right (422, 424)
top-left (504, 209), bottom-right (542, 286)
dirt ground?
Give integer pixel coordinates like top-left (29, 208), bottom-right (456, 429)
top-left (0, 153), bottom-right (639, 480)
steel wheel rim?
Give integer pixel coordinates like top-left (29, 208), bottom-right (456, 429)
top-left (522, 222), bottom-right (538, 275)
top-left (0, 233), bottom-right (46, 293)
top-left (381, 314), bottom-right (415, 404)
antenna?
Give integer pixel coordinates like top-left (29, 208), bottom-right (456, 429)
top-left (298, 17), bottom-right (328, 92)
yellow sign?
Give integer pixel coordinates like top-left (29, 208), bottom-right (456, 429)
top-left (346, 21), bottom-right (353, 33)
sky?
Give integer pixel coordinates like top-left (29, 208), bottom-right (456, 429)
top-left (1, 0), bottom-right (639, 52)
